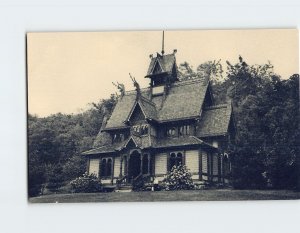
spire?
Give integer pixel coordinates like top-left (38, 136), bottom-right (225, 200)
top-left (161, 31), bottom-right (165, 55)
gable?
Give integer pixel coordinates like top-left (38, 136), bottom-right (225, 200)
top-left (203, 83), bottom-right (214, 107)
top-left (105, 78), bottom-right (209, 129)
top-left (129, 102), bottom-right (146, 123)
top-left (152, 60), bottom-right (163, 74)
top-left (146, 54), bottom-right (176, 77)
top-left (125, 137), bottom-right (138, 149)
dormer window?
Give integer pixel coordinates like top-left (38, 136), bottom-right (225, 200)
top-left (132, 124), bottom-right (149, 135)
top-left (166, 127), bottom-right (176, 137)
top-left (179, 125), bottom-right (190, 136)
top-left (112, 133), bottom-right (125, 143)
top-left (141, 124), bottom-right (149, 135)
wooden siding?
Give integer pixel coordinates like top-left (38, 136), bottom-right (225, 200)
top-left (89, 158), bottom-right (99, 177)
top-left (185, 150), bottom-right (199, 173)
top-left (213, 154), bottom-right (219, 176)
top-left (202, 151), bottom-right (208, 173)
top-left (114, 156), bottom-right (121, 177)
top-left (155, 153), bottom-right (167, 175)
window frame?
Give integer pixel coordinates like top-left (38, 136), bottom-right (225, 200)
top-left (168, 151), bottom-right (184, 171)
top-left (100, 157), bottom-right (113, 178)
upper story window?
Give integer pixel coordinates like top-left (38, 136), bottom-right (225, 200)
top-left (179, 125), bottom-right (190, 136)
top-left (112, 133), bottom-right (125, 143)
top-left (132, 124), bottom-right (149, 136)
top-left (166, 127), bottom-right (176, 137)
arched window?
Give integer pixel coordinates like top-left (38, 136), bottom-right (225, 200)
top-left (169, 152), bottom-right (184, 171)
top-left (142, 155), bottom-right (149, 174)
top-left (169, 153), bottom-right (176, 170)
top-left (176, 153), bottom-right (183, 166)
top-left (167, 127), bottom-right (176, 137)
top-left (100, 159), bottom-right (106, 177)
top-left (100, 158), bottom-right (113, 178)
top-left (107, 159), bottom-right (112, 176)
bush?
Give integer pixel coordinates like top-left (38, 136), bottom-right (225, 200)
top-left (70, 172), bottom-right (102, 193)
top-left (163, 165), bottom-right (194, 190)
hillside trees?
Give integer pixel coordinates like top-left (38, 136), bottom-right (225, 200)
top-left (178, 58), bottom-right (299, 189)
top-left (28, 95), bottom-right (116, 196)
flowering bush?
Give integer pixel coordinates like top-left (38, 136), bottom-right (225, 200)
top-left (163, 165), bottom-right (194, 190)
top-left (70, 172), bottom-right (102, 193)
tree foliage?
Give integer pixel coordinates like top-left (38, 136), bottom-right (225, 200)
top-left (28, 95), bottom-right (116, 196)
top-left (178, 58), bottom-right (299, 189)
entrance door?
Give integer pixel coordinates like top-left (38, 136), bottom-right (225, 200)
top-left (128, 151), bottom-right (141, 182)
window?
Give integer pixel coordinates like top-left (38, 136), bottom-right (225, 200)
top-left (179, 125), bottom-right (190, 136)
top-left (132, 124), bottom-right (148, 135)
top-left (100, 159), bottom-right (106, 177)
top-left (112, 133), bottom-right (125, 143)
top-left (168, 152), bottom-right (183, 170)
top-left (166, 127), bottom-right (176, 137)
top-left (100, 158), bottom-right (113, 177)
top-left (141, 124), bottom-right (148, 135)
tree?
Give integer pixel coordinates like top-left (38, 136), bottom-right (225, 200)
top-left (28, 95), bottom-right (117, 197)
top-left (224, 57), bottom-right (299, 189)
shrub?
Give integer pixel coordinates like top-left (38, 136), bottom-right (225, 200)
top-left (70, 172), bottom-right (102, 193)
top-left (163, 165), bottom-right (194, 190)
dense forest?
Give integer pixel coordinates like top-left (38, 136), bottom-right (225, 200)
top-left (28, 57), bottom-right (299, 196)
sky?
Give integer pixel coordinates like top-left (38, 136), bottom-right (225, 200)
top-left (27, 29), bottom-right (298, 117)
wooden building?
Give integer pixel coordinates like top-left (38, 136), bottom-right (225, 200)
top-left (82, 48), bottom-right (235, 188)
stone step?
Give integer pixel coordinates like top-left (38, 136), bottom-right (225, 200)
top-left (115, 185), bottom-right (133, 192)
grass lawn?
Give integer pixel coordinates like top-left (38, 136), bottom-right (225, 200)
top-left (29, 189), bottom-right (300, 203)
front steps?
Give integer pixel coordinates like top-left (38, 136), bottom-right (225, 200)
top-left (115, 185), bottom-right (133, 193)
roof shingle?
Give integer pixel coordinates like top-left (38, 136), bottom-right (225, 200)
top-left (104, 79), bottom-right (208, 129)
top-left (196, 103), bottom-right (232, 137)
top-left (146, 54), bottom-right (176, 76)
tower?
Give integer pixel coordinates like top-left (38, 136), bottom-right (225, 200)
top-left (145, 32), bottom-right (178, 96)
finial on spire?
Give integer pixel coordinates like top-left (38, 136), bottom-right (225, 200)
top-left (161, 31), bottom-right (165, 55)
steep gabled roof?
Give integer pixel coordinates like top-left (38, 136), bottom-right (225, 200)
top-left (158, 79), bottom-right (208, 122)
top-left (104, 92), bottom-right (139, 129)
top-left (146, 54), bottom-right (176, 76)
top-left (104, 78), bottom-right (209, 129)
top-left (197, 103), bottom-right (232, 137)
top-left (139, 96), bottom-right (157, 120)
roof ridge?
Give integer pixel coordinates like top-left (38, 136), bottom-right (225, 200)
top-left (124, 87), bottom-right (150, 95)
top-left (172, 78), bottom-right (207, 87)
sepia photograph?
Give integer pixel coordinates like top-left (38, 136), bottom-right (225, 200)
top-left (27, 29), bottom-right (300, 203)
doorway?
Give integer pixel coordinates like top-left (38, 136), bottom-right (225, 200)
top-left (128, 150), bottom-right (141, 182)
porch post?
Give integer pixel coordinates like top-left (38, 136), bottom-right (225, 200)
top-left (147, 154), bottom-right (150, 175)
top-left (126, 155), bottom-right (130, 177)
top-left (199, 150), bottom-right (202, 181)
top-left (140, 153), bottom-right (143, 175)
top-left (120, 156), bottom-right (123, 178)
